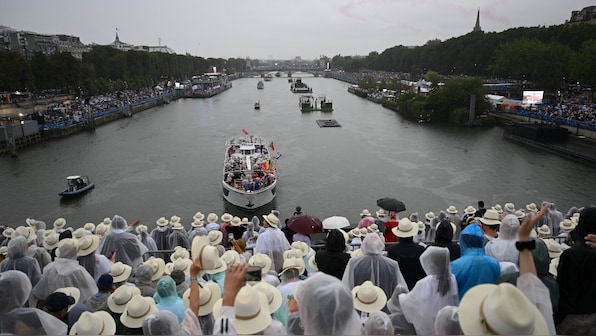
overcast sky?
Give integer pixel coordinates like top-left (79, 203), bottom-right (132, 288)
top-left (2, 0), bottom-right (593, 60)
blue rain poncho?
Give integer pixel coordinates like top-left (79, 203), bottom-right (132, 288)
top-left (0, 236), bottom-right (42, 288)
top-left (154, 276), bottom-right (186, 323)
top-left (450, 224), bottom-right (500, 299)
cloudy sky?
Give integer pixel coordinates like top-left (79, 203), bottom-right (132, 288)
top-left (2, 0), bottom-right (593, 60)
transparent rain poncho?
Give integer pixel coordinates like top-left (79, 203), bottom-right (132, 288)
top-left (139, 230), bottom-right (158, 251)
top-left (0, 236), bottom-right (42, 288)
top-left (154, 275), bottom-right (186, 323)
top-left (434, 305), bottom-right (462, 335)
top-left (399, 246), bottom-right (459, 335)
top-left (188, 227), bottom-right (208, 244)
top-left (30, 239), bottom-right (98, 305)
top-left (342, 233), bottom-right (407, 303)
top-left (254, 226), bottom-right (291, 273)
top-left (364, 311), bottom-right (394, 335)
top-left (142, 309), bottom-right (202, 336)
top-left (386, 284), bottom-right (416, 335)
top-left (0, 270), bottom-right (67, 335)
top-left (169, 230), bottom-right (190, 250)
top-left (98, 215), bottom-right (144, 270)
top-left (485, 214), bottom-right (520, 264)
top-left (295, 272), bottom-right (362, 335)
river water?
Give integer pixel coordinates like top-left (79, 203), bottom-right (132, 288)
top-left (1, 74), bottom-right (595, 229)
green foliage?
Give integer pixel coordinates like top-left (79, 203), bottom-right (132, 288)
top-left (426, 77), bottom-right (489, 123)
top-left (0, 51), bottom-right (32, 91)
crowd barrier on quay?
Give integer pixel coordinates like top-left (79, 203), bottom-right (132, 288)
top-left (514, 109), bottom-right (596, 132)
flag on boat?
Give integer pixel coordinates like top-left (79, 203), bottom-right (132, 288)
top-left (275, 152), bottom-right (282, 159)
top-left (242, 129), bottom-right (249, 135)
top-left (263, 160), bottom-right (270, 170)
top-left (269, 141), bottom-right (275, 150)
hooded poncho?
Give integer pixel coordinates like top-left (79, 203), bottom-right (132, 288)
top-left (98, 215), bottom-right (144, 270)
top-left (0, 236), bottom-right (42, 288)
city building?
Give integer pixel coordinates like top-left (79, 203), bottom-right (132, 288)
top-left (567, 6), bottom-right (596, 24)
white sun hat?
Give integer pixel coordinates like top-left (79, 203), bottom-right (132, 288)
top-left (537, 225), bottom-right (551, 236)
top-left (262, 213), bottom-right (280, 228)
top-left (144, 258), bottom-right (166, 282)
top-left (464, 206), bottom-right (477, 215)
top-left (182, 281), bottom-right (222, 316)
top-left (221, 250), bottom-right (241, 266)
top-left (107, 286), bottom-right (141, 314)
top-left (352, 280), bottom-right (387, 313)
top-left (278, 257), bottom-right (305, 276)
top-left (156, 217), bottom-right (169, 227)
top-left (212, 285), bottom-right (272, 335)
top-left (248, 253), bottom-right (272, 275)
top-left (77, 234), bottom-right (100, 257)
top-left (120, 295), bottom-right (158, 329)
top-left (170, 247), bottom-right (190, 262)
top-left (69, 311), bottom-right (116, 335)
top-left (477, 209), bottom-right (501, 226)
top-left (392, 218), bottom-right (418, 238)
top-left (446, 206), bottom-right (458, 214)
top-left (252, 280), bottom-right (283, 313)
top-left (220, 213), bottom-right (233, 222)
top-left (207, 230), bottom-right (223, 246)
top-left (207, 213), bottom-right (218, 223)
top-left (109, 262), bottom-right (132, 283)
top-left (190, 236), bottom-right (220, 272)
top-left (53, 217), bottom-right (67, 230)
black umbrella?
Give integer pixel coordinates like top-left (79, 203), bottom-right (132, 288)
top-left (376, 197), bottom-right (406, 212)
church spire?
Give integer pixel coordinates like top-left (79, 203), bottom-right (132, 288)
top-left (473, 8), bottom-right (482, 32)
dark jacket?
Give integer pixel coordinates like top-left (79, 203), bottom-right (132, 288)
top-left (315, 229), bottom-right (350, 280)
top-left (387, 237), bottom-right (426, 290)
top-left (431, 220), bottom-right (461, 261)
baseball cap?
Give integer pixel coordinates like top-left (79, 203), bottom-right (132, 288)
top-left (97, 273), bottom-right (114, 291)
top-left (44, 292), bottom-right (75, 312)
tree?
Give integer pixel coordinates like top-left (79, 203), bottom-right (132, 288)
top-left (571, 40), bottom-right (596, 101)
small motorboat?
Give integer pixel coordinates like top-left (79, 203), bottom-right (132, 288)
top-left (59, 175), bottom-right (95, 197)
top-left (254, 101), bottom-right (261, 110)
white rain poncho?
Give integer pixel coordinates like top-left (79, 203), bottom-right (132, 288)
top-left (26, 243), bottom-right (51, 272)
top-left (254, 227), bottom-right (290, 273)
top-left (364, 311), bottom-right (394, 335)
top-left (434, 305), bottom-right (462, 335)
top-left (139, 230), bottom-right (158, 252)
top-left (142, 309), bottom-right (202, 336)
top-left (169, 230), bottom-right (190, 250)
top-left (0, 236), bottom-right (42, 288)
top-left (295, 272), bottom-right (362, 335)
top-left (188, 227), bottom-right (208, 243)
top-left (98, 215), bottom-right (144, 270)
top-left (386, 284), bottom-right (416, 335)
top-left (342, 233), bottom-right (407, 305)
top-left (30, 239), bottom-right (98, 305)
top-left (0, 270), bottom-right (67, 335)
top-left (485, 214), bottom-right (520, 264)
top-left (399, 246), bottom-right (459, 335)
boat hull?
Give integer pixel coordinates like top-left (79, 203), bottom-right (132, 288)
top-left (59, 183), bottom-right (95, 197)
top-left (222, 181), bottom-right (276, 209)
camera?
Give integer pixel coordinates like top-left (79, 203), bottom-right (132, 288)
top-left (244, 265), bottom-right (262, 282)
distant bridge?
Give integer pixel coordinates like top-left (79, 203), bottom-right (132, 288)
top-left (248, 64), bottom-right (326, 72)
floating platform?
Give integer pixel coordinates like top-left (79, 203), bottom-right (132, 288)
top-left (316, 119), bottom-right (341, 127)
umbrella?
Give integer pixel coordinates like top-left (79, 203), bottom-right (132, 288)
top-left (322, 216), bottom-right (350, 230)
top-left (376, 197), bottom-right (406, 212)
top-left (287, 215), bottom-right (323, 235)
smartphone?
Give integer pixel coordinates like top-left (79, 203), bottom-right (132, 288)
top-left (244, 265), bottom-right (262, 282)
top-left (228, 233), bottom-right (234, 242)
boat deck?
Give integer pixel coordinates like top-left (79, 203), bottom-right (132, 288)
top-left (316, 119), bottom-right (341, 127)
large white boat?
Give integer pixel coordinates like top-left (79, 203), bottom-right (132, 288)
top-left (222, 134), bottom-right (278, 209)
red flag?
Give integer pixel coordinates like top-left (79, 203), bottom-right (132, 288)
top-left (242, 129), bottom-right (249, 135)
top-left (269, 141), bottom-right (275, 150)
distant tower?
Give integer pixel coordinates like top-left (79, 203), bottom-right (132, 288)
top-left (473, 9), bottom-right (482, 32)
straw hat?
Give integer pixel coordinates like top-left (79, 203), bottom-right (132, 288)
top-left (156, 217), bottom-right (169, 227)
top-left (283, 248), bottom-right (304, 260)
top-left (55, 238), bottom-right (77, 258)
top-left (221, 250), bottom-right (241, 266)
top-left (55, 287), bottom-right (80, 312)
top-left (559, 219), bottom-right (575, 231)
top-left (358, 228), bottom-right (369, 237)
top-left (425, 212), bottom-right (436, 221)
top-left (278, 257), bottom-right (305, 276)
top-left (368, 224), bottom-right (379, 233)
top-left (493, 204), bottom-right (503, 214)
top-left (83, 223), bottom-right (96, 233)
top-left (464, 206), bottom-right (477, 215)
top-left (352, 281), bottom-right (387, 313)
top-left (392, 218), bottom-right (418, 238)
top-left (170, 215), bottom-right (181, 224)
top-left (13, 226), bottom-right (36, 244)
top-left (230, 216), bottom-right (242, 227)
top-left (537, 225), bottom-right (551, 236)
top-left (72, 228), bottom-right (88, 240)
top-left (360, 209), bottom-right (372, 217)
top-left (504, 203), bottom-right (516, 213)
top-left (182, 282), bottom-right (221, 316)
top-left (0, 246), bottom-right (7, 256)
top-left (144, 258), bottom-right (166, 281)
top-left (207, 213), bottom-right (218, 223)
top-left (291, 241), bottom-right (309, 257)
top-left (170, 247), bottom-right (190, 262)
top-left (477, 209), bottom-right (501, 226)
top-left (166, 258), bottom-right (193, 275)
top-left (549, 257), bottom-right (559, 277)
top-left (191, 236), bottom-right (220, 272)
top-left (213, 286), bottom-right (272, 335)
top-left (446, 206), bottom-right (458, 214)
top-left (221, 213), bottom-right (233, 223)
top-left (248, 253), bottom-right (272, 275)
top-left (120, 295), bottom-right (158, 329)
top-left (375, 208), bottom-right (387, 218)
top-left (193, 212), bottom-right (205, 222)
top-left (204, 257), bottom-right (227, 275)
top-left (515, 210), bottom-right (526, 220)
top-left (95, 223), bottom-right (108, 236)
top-left (241, 217), bottom-right (250, 225)
top-left (135, 224), bottom-right (148, 234)
top-left (54, 217), bottom-right (66, 230)
top-left (350, 228), bottom-right (362, 238)
top-left (307, 255), bottom-right (318, 272)
top-left (25, 218), bottom-right (37, 227)
top-left (110, 262), bottom-right (132, 283)
top-left (191, 219), bottom-right (204, 228)
top-left (526, 203), bottom-right (538, 212)
top-left (262, 213), bottom-right (279, 228)
top-left (351, 249), bottom-right (363, 258)
top-left (107, 286), bottom-right (141, 314)
top-left (101, 217), bottom-right (112, 226)
top-left (69, 311), bottom-right (116, 336)
top-left (171, 222), bottom-right (185, 231)
top-left (253, 281), bottom-right (283, 313)
top-left (459, 283), bottom-right (548, 335)
top-left (207, 230), bottom-right (223, 246)
top-left (417, 221), bottom-right (426, 233)
top-left (77, 234), bottom-right (100, 257)
top-left (542, 239), bottom-right (562, 258)
top-left (2, 227), bottom-right (14, 239)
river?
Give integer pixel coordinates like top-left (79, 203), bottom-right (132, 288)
top-left (1, 74), bottom-right (595, 229)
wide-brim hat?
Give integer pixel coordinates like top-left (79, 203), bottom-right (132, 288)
top-left (464, 206), bottom-right (477, 215)
top-left (368, 224), bottom-right (380, 233)
top-left (360, 209), bottom-right (372, 217)
top-left (526, 203), bottom-right (538, 212)
top-left (307, 255), bottom-right (318, 272)
top-left (249, 253), bottom-right (272, 275)
top-left (446, 206), bottom-right (458, 214)
top-left (70, 311), bottom-right (116, 336)
top-left (13, 226), bottom-right (36, 244)
top-left (221, 250), bottom-right (241, 266)
top-left (207, 213), bottom-right (218, 223)
top-left (95, 223), bottom-right (108, 235)
top-left (493, 204), bottom-right (503, 214)
top-left (120, 295), bottom-right (158, 329)
top-left (54, 217), bottom-right (66, 229)
top-left (477, 209), bottom-right (501, 226)
top-left (101, 217), bottom-right (112, 226)
top-left (55, 238), bottom-right (77, 258)
top-left (144, 258), bottom-right (166, 281)
top-left (240, 217), bottom-right (250, 225)
top-left (83, 223), bottom-right (96, 233)
top-left (230, 216), bottom-right (242, 227)
top-left (375, 208), bottom-right (387, 218)
top-left (135, 224), bottom-right (148, 234)
top-left (549, 257), bottom-right (559, 277)
top-left (537, 225), bottom-right (551, 236)
top-left (283, 248), bottom-right (305, 260)
top-left (170, 247), bottom-right (190, 262)
top-left (221, 213), bottom-right (233, 223)
top-left (278, 257), bottom-right (305, 276)
top-left (170, 215), bottom-right (181, 224)
top-left (25, 218), bottom-right (37, 227)
top-left (253, 280), bottom-right (283, 313)
top-left (55, 287), bottom-right (80, 312)
top-left (72, 228), bottom-right (88, 240)
top-left (213, 286), bottom-right (272, 335)
top-left (504, 203), bottom-right (516, 213)
top-left (425, 212), bottom-right (436, 221)
top-left (77, 234), bottom-right (100, 257)
top-left (515, 210), bottom-right (526, 220)
top-left (110, 262), bottom-right (132, 283)
top-left (459, 283), bottom-right (548, 335)
top-left (207, 230), bottom-right (223, 246)
top-left (350, 228), bottom-right (362, 238)
top-left (191, 219), bottom-right (204, 228)
top-left (351, 249), bottom-right (363, 258)
top-left (204, 258), bottom-right (227, 275)
top-left (182, 281), bottom-right (221, 316)
top-left (156, 217), bottom-right (169, 227)
top-left (542, 239), bottom-right (562, 258)
top-left (2, 227), bottom-right (14, 239)
top-left (262, 213), bottom-right (279, 228)
top-left (352, 280), bottom-right (387, 313)
top-left (191, 236), bottom-right (220, 272)
top-left (171, 222), bottom-right (185, 231)
top-left (0, 246), bottom-right (7, 256)
top-left (193, 212), bottom-right (205, 222)
top-left (107, 286), bottom-right (141, 314)
top-left (559, 219), bottom-right (575, 231)
top-left (290, 241), bottom-right (309, 257)
top-left (392, 218), bottom-right (418, 238)
top-left (166, 258), bottom-right (193, 275)
top-left (417, 221), bottom-right (426, 233)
